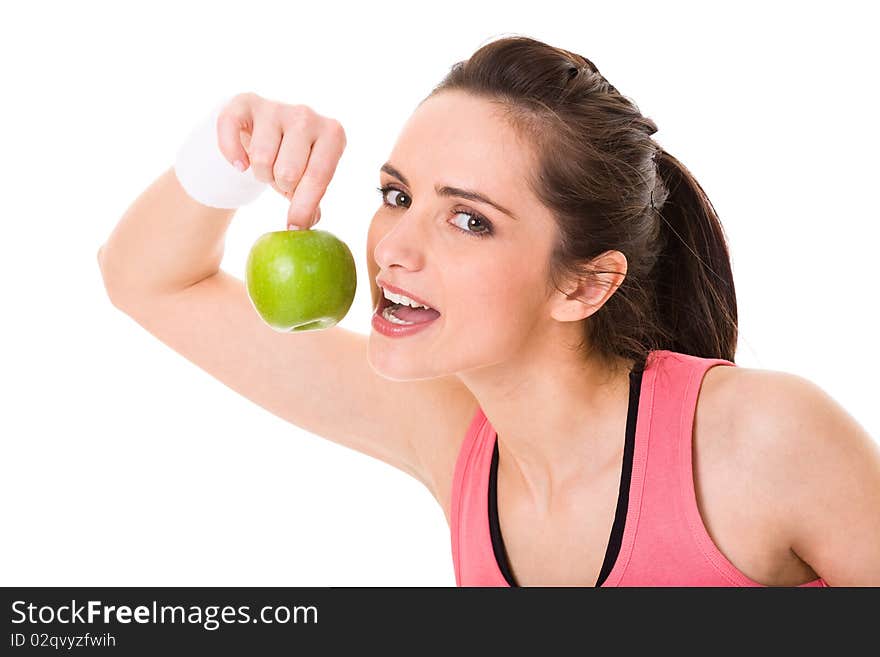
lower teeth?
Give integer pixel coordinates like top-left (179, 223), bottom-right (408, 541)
top-left (383, 304), bottom-right (416, 326)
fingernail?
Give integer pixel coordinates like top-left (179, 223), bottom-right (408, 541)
top-left (288, 223), bottom-right (302, 230)
top-left (233, 160), bottom-right (246, 172)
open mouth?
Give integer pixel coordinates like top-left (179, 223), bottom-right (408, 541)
top-left (376, 289), bottom-right (441, 325)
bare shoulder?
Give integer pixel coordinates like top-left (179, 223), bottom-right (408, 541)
top-left (736, 368), bottom-right (880, 585)
top-left (694, 364), bottom-right (823, 514)
top-left (692, 364), bottom-right (822, 584)
top-left (698, 364), bottom-right (840, 442)
top-left (720, 365), bottom-right (872, 461)
top-left (701, 365), bottom-right (880, 585)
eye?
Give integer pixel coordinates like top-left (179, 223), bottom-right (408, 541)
top-left (376, 185), bottom-right (411, 209)
top-left (449, 209), bottom-right (494, 239)
top-left (376, 184), bottom-right (495, 240)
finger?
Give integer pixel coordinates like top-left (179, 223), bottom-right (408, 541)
top-left (273, 128), bottom-right (309, 197)
top-left (216, 95), bottom-right (255, 170)
top-left (287, 123), bottom-right (346, 228)
top-left (289, 205), bottom-right (320, 231)
top-left (246, 108), bottom-right (283, 184)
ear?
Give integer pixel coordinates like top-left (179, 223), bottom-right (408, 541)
top-left (550, 250), bottom-right (628, 323)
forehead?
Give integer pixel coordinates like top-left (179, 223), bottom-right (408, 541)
top-left (388, 91), bottom-right (534, 191)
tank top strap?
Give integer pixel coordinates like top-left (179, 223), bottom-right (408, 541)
top-left (606, 349), bottom-right (735, 586)
top-left (450, 405), bottom-right (504, 586)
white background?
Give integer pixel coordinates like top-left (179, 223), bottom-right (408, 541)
top-left (1, 1), bottom-right (877, 586)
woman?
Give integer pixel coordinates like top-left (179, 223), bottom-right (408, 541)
top-left (98, 35), bottom-right (880, 586)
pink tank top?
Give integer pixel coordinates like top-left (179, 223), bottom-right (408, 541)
top-left (450, 348), bottom-right (828, 587)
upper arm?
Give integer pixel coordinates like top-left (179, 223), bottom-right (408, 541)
top-left (746, 371), bottom-right (880, 586)
top-left (109, 270), bottom-right (474, 494)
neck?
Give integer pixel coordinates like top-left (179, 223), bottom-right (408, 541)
top-left (457, 335), bottom-right (635, 511)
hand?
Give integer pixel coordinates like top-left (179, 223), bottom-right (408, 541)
top-left (216, 92), bottom-right (347, 229)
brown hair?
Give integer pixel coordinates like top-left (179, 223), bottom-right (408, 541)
top-left (423, 35), bottom-right (738, 371)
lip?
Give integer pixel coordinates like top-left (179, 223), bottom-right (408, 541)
top-left (375, 278), bottom-right (439, 313)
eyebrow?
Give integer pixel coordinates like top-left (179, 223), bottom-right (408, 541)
top-left (380, 163), bottom-right (519, 221)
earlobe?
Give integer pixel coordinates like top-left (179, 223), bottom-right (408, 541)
top-left (550, 281), bottom-right (606, 322)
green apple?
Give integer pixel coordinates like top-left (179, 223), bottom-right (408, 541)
top-left (245, 229), bottom-right (357, 332)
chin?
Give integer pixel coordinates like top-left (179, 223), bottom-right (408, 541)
top-left (366, 338), bottom-right (414, 381)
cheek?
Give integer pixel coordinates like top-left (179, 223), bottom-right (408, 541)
top-left (468, 269), bottom-right (546, 333)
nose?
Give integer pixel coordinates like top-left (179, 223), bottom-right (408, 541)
top-left (371, 209), bottom-right (429, 275)
top-left (367, 209), bottom-right (429, 310)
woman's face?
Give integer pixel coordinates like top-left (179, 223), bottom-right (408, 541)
top-left (366, 90), bottom-right (563, 381)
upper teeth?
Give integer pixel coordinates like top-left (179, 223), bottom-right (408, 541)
top-left (383, 288), bottom-right (432, 310)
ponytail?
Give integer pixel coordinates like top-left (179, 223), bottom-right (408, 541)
top-left (650, 149), bottom-right (738, 363)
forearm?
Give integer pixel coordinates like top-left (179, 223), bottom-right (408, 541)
top-left (98, 167), bottom-right (235, 304)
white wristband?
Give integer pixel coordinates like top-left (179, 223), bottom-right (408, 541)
top-left (173, 96), bottom-right (269, 209)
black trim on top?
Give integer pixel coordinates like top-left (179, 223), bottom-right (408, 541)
top-left (487, 436), bottom-right (518, 586)
top-left (488, 364), bottom-right (644, 587)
